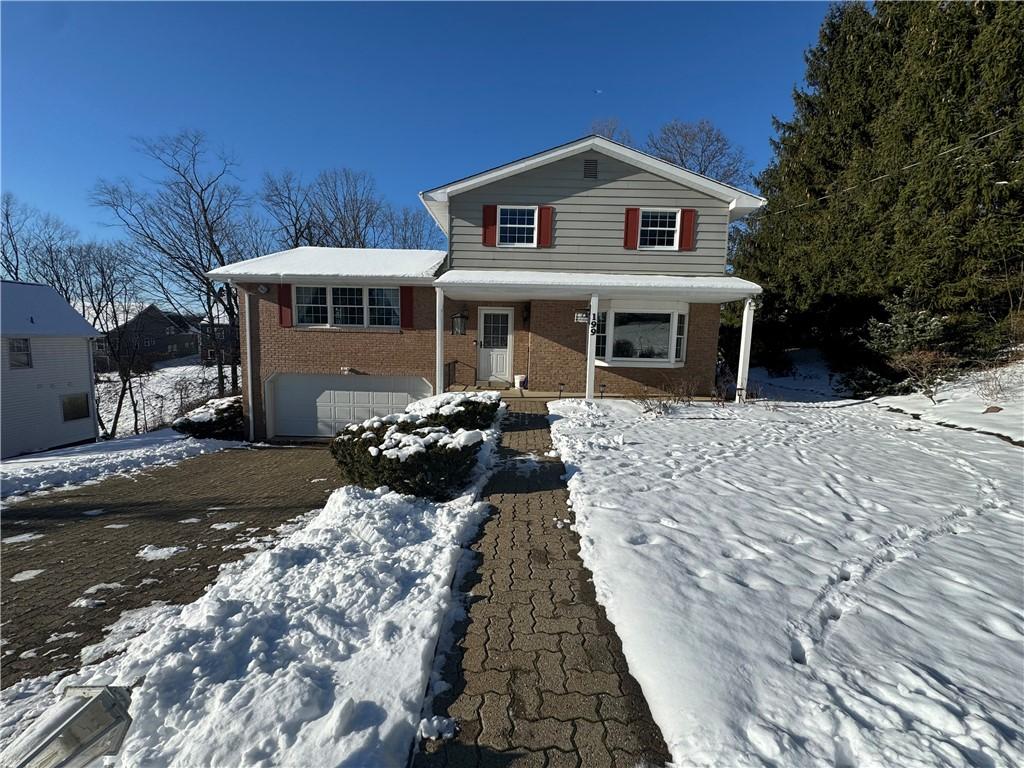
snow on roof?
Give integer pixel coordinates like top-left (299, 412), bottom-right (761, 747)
top-left (206, 247), bottom-right (447, 284)
top-left (435, 270), bottom-right (762, 302)
top-left (1, 281), bottom-right (98, 338)
top-left (419, 135), bottom-right (767, 234)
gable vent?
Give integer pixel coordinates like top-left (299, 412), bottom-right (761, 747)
top-left (583, 158), bottom-right (599, 179)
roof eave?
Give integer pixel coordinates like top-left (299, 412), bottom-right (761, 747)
top-left (205, 271), bottom-right (439, 286)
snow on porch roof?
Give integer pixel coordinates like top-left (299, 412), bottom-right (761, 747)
top-left (205, 247), bottom-right (447, 284)
top-left (434, 270), bottom-right (763, 302)
top-left (1, 280), bottom-right (98, 338)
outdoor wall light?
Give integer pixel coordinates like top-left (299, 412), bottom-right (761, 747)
top-left (450, 309), bottom-right (468, 336)
top-left (599, 383), bottom-right (607, 398)
top-left (257, 284), bottom-right (269, 295)
top-left (558, 382), bottom-right (565, 399)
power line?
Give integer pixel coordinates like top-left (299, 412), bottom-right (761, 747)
top-left (763, 124), bottom-right (1019, 218)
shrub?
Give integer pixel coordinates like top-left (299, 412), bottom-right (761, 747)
top-left (171, 395), bottom-right (244, 440)
top-left (330, 392), bottom-right (502, 500)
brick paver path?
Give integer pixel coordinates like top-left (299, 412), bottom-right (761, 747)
top-left (1, 445), bottom-right (336, 688)
top-left (417, 401), bottom-right (671, 768)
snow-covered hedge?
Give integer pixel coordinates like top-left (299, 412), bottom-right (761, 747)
top-left (330, 392), bottom-right (501, 500)
top-left (171, 395), bottom-right (244, 440)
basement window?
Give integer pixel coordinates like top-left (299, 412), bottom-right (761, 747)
top-left (61, 392), bottom-right (90, 421)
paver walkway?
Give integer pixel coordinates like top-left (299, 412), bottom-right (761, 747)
top-left (417, 401), bottom-right (671, 768)
top-left (1, 444), bottom-right (336, 688)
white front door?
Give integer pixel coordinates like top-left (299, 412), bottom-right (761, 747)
top-left (478, 308), bottom-right (513, 382)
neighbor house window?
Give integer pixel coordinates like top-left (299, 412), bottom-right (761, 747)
top-left (143, 338), bottom-right (155, 348)
top-left (61, 392), bottom-right (90, 421)
top-left (594, 312), bottom-right (607, 358)
top-left (295, 287), bottom-right (328, 325)
top-left (9, 338), bottom-right (32, 369)
top-left (497, 206), bottom-right (537, 247)
top-left (296, 286), bottom-right (401, 329)
top-left (331, 287), bottom-right (364, 326)
top-left (638, 209), bottom-right (680, 249)
top-left (675, 313), bottom-right (687, 361)
top-left (368, 288), bottom-right (400, 327)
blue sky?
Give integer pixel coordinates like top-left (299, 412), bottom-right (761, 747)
top-left (2, 2), bottom-right (827, 238)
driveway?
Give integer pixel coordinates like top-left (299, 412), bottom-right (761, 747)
top-left (1, 444), bottom-right (337, 688)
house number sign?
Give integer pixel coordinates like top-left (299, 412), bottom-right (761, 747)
top-left (574, 311), bottom-right (590, 324)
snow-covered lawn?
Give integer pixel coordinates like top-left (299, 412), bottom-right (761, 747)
top-left (0, 430), bottom-right (239, 501)
top-left (549, 398), bottom-right (1023, 767)
top-left (1, 403), bottom-right (503, 767)
top-left (876, 361), bottom-right (1023, 444)
top-left (96, 357), bottom-right (221, 435)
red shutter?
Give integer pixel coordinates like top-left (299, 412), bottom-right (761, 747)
top-left (623, 208), bottom-right (640, 249)
top-left (538, 206), bottom-right (554, 247)
top-left (278, 284), bottom-right (293, 327)
top-left (400, 286), bottom-right (414, 329)
top-left (482, 205), bottom-right (497, 246)
top-left (679, 208), bottom-right (697, 251)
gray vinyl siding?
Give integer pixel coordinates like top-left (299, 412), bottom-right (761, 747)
top-left (448, 150), bottom-right (730, 275)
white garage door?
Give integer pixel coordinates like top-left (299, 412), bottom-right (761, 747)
top-left (272, 374), bottom-right (433, 437)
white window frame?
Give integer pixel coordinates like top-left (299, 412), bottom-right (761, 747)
top-left (496, 205), bottom-right (539, 248)
top-left (593, 303), bottom-right (689, 368)
top-left (9, 338), bottom-right (32, 369)
top-left (637, 208), bottom-right (680, 251)
top-left (294, 285), bottom-right (402, 329)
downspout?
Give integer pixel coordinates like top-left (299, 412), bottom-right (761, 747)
top-left (87, 337), bottom-right (99, 443)
top-left (243, 287), bottom-right (256, 442)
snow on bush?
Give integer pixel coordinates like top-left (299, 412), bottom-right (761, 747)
top-left (548, 398), bottom-right (1023, 767)
top-left (171, 396), bottom-right (244, 440)
top-left (0, 418), bottom-right (503, 768)
top-left (331, 392), bottom-right (502, 500)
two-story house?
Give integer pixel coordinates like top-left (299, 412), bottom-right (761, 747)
top-left (96, 305), bottom-right (200, 372)
top-left (208, 136), bottom-right (765, 440)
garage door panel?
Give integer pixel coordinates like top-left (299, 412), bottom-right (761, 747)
top-left (274, 374), bottom-right (432, 437)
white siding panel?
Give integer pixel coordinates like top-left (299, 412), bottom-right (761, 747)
top-left (1, 336), bottom-right (96, 458)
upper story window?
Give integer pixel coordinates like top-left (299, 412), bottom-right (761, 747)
top-left (297, 286), bottom-right (400, 329)
top-left (638, 209), bottom-right (680, 249)
top-left (9, 338), bottom-right (32, 368)
top-left (497, 206), bottom-right (537, 247)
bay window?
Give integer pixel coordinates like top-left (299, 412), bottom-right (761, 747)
top-left (593, 308), bottom-right (689, 365)
top-left (295, 286), bottom-right (401, 328)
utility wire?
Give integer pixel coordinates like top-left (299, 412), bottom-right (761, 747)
top-left (763, 124), bottom-right (1019, 218)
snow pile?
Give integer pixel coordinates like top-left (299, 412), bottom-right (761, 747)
top-left (173, 395), bottom-right (240, 425)
top-left (136, 545), bottom-right (186, 561)
top-left (95, 359), bottom-right (221, 435)
top-left (0, 430), bottom-right (240, 501)
top-left (548, 398), bottom-right (1023, 767)
top-left (876, 360), bottom-right (1023, 443)
top-left (1, 412), bottom-right (504, 767)
top-left (405, 390), bottom-right (502, 418)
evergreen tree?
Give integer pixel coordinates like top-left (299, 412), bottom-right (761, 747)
top-left (733, 1), bottom-right (1024, 380)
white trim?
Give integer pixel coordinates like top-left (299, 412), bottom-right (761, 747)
top-left (637, 208), bottom-right (681, 251)
top-left (244, 291), bottom-right (255, 442)
top-left (585, 293), bottom-right (599, 401)
top-left (476, 306), bottom-right (514, 383)
top-left (435, 287), bottom-right (445, 394)
top-left (292, 284), bottom-right (402, 330)
top-left (735, 298), bottom-right (755, 402)
top-left (604, 307), bottom-right (681, 365)
top-left (419, 135), bottom-right (766, 233)
top-left (496, 205), bottom-right (539, 248)
top-left (595, 359), bottom-right (687, 369)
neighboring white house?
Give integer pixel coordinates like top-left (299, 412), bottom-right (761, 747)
top-left (1, 281), bottom-right (99, 459)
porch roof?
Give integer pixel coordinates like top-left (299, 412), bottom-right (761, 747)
top-left (433, 270), bottom-right (762, 303)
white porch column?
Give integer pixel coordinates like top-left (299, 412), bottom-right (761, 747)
top-left (585, 293), bottom-right (599, 401)
top-left (435, 287), bottom-right (445, 394)
top-left (735, 297), bottom-right (756, 403)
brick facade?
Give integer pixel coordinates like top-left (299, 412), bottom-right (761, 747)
top-left (239, 282), bottom-right (720, 439)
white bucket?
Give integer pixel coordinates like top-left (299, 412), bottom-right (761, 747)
top-left (513, 374), bottom-right (526, 389)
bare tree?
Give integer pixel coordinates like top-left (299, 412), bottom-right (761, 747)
top-left (384, 206), bottom-right (445, 250)
top-left (261, 170), bottom-right (319, 248)
top-left (590, 118), bottom-right (634, 146)
top-left (93, 131), bottom-right (245, 395)
top-left (646, 119), bottom-right (751, 186)
top-left (1, 193), bottom-right (79, 290)
top-left (311, 168), bottom-right (388, 248)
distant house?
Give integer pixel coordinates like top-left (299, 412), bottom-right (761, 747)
top-left (199, 321), bottom-right (240, 366)
top-left (96, 305), bottom-right (199, 372)
top-left (1, 281), bottom-right (99, 458)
